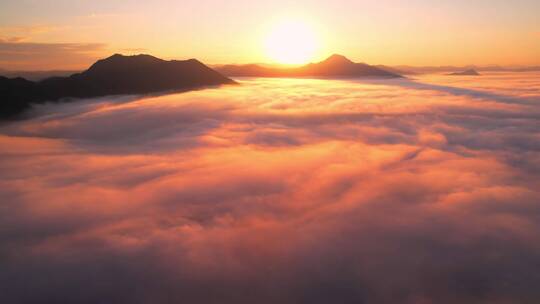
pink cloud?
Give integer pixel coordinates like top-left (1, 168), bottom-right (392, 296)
top-left (1, 75), bottom-right (540, 303)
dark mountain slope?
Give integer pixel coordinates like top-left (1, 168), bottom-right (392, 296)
top-left (1, 54), bottom-right (235, 119)
top-left (0, 76), bottom-right (41, 118)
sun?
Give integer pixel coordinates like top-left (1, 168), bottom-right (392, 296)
top-left (264, 20), bottom-right (319, 65)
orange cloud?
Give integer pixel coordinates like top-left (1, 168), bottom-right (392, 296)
top-left (1, 75), bottom-right (539, 303)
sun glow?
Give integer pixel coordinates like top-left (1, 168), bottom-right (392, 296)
top-left (264, 20), bottom-right (319, 65)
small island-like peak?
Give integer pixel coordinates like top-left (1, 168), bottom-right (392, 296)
top-left (449, 69), bottom-right (480, 76)
top-left (321, 54), bottom-right (354, 65)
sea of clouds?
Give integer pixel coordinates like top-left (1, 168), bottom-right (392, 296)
top-left (1, 73), bottom-right (539, 303)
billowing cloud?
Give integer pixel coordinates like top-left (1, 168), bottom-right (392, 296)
top-left (0, 74), bottom-right (540, 303)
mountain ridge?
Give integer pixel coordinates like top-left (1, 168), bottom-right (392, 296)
top-left (0, 54), bottom-right (235, 119)
top-left (216, 54), bottom-right (402, 78)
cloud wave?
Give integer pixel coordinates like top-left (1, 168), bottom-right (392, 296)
top-left (1, 74), bottom-right (540, 303)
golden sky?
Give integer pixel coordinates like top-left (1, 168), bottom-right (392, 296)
top-left (1, 0), bottom-right (539, 69)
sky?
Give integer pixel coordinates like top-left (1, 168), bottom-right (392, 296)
top-left (1, 73), bottom-right (540, 303)
top-left (0, 1), bottom-right (539, 69)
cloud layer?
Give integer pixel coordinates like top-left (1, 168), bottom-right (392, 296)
top-left (1, 74), bottom-right (540, 303)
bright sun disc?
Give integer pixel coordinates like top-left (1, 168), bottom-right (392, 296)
top-left (264, 20), bottom-right (319, 65)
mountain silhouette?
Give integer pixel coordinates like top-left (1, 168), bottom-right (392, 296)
top-left (317, 54), bottom-right (355, 66)
top-left (0, 76), bottom-right (42, 118)
top-left (448, 69), bottom-right (481, 76)
top-left (216, 54), bottom-right (402, 78)
top-left (0, 70), bottom-right (77, 81)
top-left (0, 54), bottom-right (235, 119)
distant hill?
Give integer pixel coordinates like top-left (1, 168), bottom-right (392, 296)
top-left (0, 54), bottom-right (235, 119)
top-left (375, 65), bottom-right (417, 75)
top-left (216, 54), bottom-right (402, 79)
top-left (448, 69), bottom-right (480, 76)
top-left (383, 65), bottom-right (540, 74)
top-left (0, 76), bottom-right (42, 118)
top-left (0, 70), bottom-right (79, 81)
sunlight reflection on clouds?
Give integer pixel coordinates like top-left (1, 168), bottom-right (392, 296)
top-left (1, 73), bottom-right (539, 303)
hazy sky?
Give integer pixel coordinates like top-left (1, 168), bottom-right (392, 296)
top-left (1, 0), bottom-right (539, 69)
